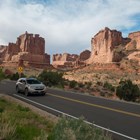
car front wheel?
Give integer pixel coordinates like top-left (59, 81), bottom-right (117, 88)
top-left (25, 88), bottom-right (29, 96)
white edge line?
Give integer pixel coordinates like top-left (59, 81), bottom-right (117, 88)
top-left (13, 94), bottom-right (138, 140)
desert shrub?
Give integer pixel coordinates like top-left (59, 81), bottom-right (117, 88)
top-left (48, 116), bottom-right (111, 140)
top-left (103, 81), bottom-right (115, 92)
top-left (0, 68), bottom-right (5, 80)
top-left (116, 79), bottom-right (140, 101)
top-left (9, 72), bottom-right (19, 80)
top-left (78, 82), bottom-right (85, 88)
top-left (85, 82), bottom-right (92, 89)
top-left (69, 80), bottom-right (77, 88)
top-left (10, 72), bottom-right (26, 81)
top-left (100, 91), bottom-right (105, 97)
top-left (38, 70), bottom-right (64, 87)
top-left (96, 81), bottom-right (103, 86)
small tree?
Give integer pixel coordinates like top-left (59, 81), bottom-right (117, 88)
top-left (116, 79), bottom-right (140, 102)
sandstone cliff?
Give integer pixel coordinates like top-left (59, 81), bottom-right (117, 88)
top-left (0, 32), bottom-right (50, 68)
top-left (88, 27), bottom-right (124, 63)
top-left (87, 27), bottom-right (140, 66)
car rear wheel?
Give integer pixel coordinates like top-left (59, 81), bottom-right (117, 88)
top-left (25, 88), bottom-right (29, 96)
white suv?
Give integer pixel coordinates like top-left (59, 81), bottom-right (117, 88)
top-left (16, 78), bottom-right (46, 96)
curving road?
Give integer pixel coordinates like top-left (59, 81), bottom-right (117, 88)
top-left (0, 80), bottom-right (140, 140)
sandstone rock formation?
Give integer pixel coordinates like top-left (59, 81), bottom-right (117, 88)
top-left (87, 27), bottom-right (140, 65)
top-left (0, 32), bottom-right (50, 68)
top-left (52, 53), bottom-right (79, 68)
top-left (52, 50), bottom-right (91, 68)
top-left (52, 27), bottom-right (140, 70)
top-left (0, 45), bottom-right (6, 64)
top-left (88, 27), bottom-right (124, 63)
top-left (79, 50), bottom-right (91, 61)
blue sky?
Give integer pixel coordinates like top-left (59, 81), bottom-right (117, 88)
top-left (0, 0), bottom-right (140, 57)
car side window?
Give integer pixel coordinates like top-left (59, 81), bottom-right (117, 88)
top-left (19, 79), bottom-right (22, 83)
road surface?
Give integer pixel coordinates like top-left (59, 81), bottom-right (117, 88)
top-left (0, 80), bottom-right (140, 140)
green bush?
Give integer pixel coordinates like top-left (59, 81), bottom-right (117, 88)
top-left (69, 80), bottom-right (77, 88)
top-left (116, 79), bottom-right (140, 101)
top-left (48, 116), bottom-right (111, 140)
top-left (38, 70), bottom-right (64, 87)
top-left (0, 68), bottom-right (5, 81)
top-left (78, 82), bottom-right (85, 88)
top-left (103, 81), bottom-right (115, 92)
top-left (10, 72), bottom-right (26, 81)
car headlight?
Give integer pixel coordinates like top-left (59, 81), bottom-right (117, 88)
top-left (28, 86), bottom-right (35, 90)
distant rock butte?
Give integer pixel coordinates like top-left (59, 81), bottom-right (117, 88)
top-left (0, 31), bottom-right (50, 68)
top-left (87, 27), bottom-right (123, 63)
top-left (52, 50), bottom-right (91, 68)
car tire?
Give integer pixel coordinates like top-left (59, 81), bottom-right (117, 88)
top-left (42, 93), bottom-right (45, 96)
top-left (16, 86), bottom-right (20, 93)
top-left (25, 88), bottom-right (29, 96)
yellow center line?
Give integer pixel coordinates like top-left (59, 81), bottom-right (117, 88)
top-left (47, 93), bottom-right (140, 118)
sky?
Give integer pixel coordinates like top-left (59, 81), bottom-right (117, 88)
top-left (0, 0), bottom-right (140, 57)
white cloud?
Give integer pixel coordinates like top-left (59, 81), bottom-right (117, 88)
top-left (0, 0), bottom-right (140, 58)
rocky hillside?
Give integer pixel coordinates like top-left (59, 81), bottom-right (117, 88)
top-left (64, 27), bottom-right (140, 91)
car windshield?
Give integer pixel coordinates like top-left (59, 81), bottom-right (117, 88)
top-left (27, 79), bottom-right (41, 84)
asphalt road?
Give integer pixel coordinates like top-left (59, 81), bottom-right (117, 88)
top-left (0, 80), bottom-right (140, 140)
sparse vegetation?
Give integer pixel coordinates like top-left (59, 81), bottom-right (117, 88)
top-left (69, 80), bottom-right (77, 88)
top-left (0, 97), bottom-right (112, 140)
top-left (9, 72), bottom-right (26, 81)
top-left (103, 81), bottom-right (115, 92)
top-left (0, 97), bottom-right (53, 140)
top-left (48, 116), bottom-right (112, 140)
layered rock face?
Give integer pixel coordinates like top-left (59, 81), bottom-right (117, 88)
top-left (126, 31), bottom-right (140, 50)
top-left (0, 32), bottom-right (50, 68)
top-left (52, 53), bottom-right (79, 67)
top-left (88, 27), bottom-right (123, 63)
top-left (52, 50), bottom-right (91, 68)
top-left (80, 50), bottom-right (91, 61)
top-left (88, 27), bottom-right (140, 65)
